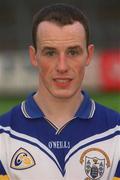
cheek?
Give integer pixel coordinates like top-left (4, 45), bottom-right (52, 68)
top-left (77, 66), bottom-right (85, 78)
top-left (73, 60), bottom-right (86, 75)
top-left (38, 60), bottom-right (52, 77)
top-left (37, 58), bottom-right (48, 71)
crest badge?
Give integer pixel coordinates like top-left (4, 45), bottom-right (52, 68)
top-left (10, 147), bottom-right (36, 170)
top-left (80, 148), bottom-right (110, 180)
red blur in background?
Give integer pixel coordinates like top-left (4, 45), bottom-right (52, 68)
top-left (100, 49), bottom-right (120, 91)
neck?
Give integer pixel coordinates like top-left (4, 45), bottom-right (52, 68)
top-left (34, 89), bottom-right (83, 128)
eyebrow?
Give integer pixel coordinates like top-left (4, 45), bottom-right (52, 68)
top-left (40, 45), bottom-right (83, 53)
top-left (41, 46), bottom-right (56, 53)
top-left (67, 45), bottom-right (82, 50)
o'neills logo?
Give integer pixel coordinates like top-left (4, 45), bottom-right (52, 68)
top-left (48, 141), bottom-right (70, 149)
top-left (80, 148), bottom-right (110, 180)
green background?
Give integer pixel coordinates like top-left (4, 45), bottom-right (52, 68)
top-left (0, 92), bottom-right (120, 115)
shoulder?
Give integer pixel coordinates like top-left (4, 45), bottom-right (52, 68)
top-left (94, 101), bottom-right (120, 125)
top-left (95, 101), bottom-right (120, 118)
top-left (0, 103), bottom-right (22, 127)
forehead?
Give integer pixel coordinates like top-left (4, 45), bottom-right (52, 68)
top-left (36, 21), bottom-right (86, 47)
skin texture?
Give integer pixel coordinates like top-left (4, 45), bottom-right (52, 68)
top-left (29, 21), bottom-right (94, 127)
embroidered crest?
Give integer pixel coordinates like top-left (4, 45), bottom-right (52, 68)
top-left (10, 148), bottom-right (36, 170)
top-left (80, 148), bottom-right (110, 180)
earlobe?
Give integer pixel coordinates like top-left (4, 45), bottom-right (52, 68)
top-left (29, 45), bottom-right (38, 67)
top-left (86, 44), bottom-right (94, 66)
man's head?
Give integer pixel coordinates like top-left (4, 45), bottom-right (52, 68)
top-left (29, 4), bottom-right (94, 99)
top-left (32, 3), bottom-right (90, 50)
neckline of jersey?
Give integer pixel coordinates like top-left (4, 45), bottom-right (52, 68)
top-left (21, 91), bottom-right (95, 120)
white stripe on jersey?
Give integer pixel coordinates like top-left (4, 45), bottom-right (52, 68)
top-left (65, 125), bottom-right (120, 161)
top-left (21, 101), bottom-right (32, 118)
top-left (0, 125), bottom-right (61, 171)
top-left (0, 124), bottom-right (120, 172)
top-left (88, 99), bottom-right (95, 118)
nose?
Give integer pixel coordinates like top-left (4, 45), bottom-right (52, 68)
top-left (56, 54), bottom-right (69, 73)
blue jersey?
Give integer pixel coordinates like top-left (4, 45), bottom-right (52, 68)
top-left (0, 91), bottom-right (120, 180)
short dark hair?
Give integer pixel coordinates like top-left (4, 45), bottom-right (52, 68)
top-left (32, 3), bottom-right (90, 49)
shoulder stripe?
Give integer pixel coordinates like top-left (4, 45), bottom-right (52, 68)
top-left (65, 125), bottom-right (120, 164)
top-left (0, 125), bottom-right (63, 174)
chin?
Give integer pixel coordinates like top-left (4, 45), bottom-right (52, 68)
top-left (51, 90), bottom-right (77, 99)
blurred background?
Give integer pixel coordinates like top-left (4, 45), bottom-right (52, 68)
top-left (0, 0), bottom-right (120, 114)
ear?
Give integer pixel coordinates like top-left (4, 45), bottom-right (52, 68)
top-left (29, 45), bottom-right (38, 67)
top-left (86, 44), bottom-right (94, 66)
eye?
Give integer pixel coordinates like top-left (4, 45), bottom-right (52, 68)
top-left (67, 48), bottom-right (81, 57)
top-left (45, 50), bottom-right (57, 57)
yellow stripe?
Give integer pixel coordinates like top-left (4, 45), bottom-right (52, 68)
top-left (113, 177), bottom-right (120, 180)
top-left (0, 175), bottom-right (10, 180)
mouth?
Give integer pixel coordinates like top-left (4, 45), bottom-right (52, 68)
top-left (53, 78), bottom-right (72, 88)
top-left (54, 79), bottom-right (72, 82)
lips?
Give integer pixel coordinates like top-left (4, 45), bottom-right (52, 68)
top-left (53, 78), bottom-right (72, 88)
top-left (54, 79), bottom-right (71, 82)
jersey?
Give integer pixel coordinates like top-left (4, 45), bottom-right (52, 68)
top-left (0, 91), bottom-right (120, 180)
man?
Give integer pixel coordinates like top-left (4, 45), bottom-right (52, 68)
top-left (0, 3), bottom-right (120, 180)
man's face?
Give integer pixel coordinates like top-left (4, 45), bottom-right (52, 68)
top-left (29, 21), bottom-right (94, 99)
